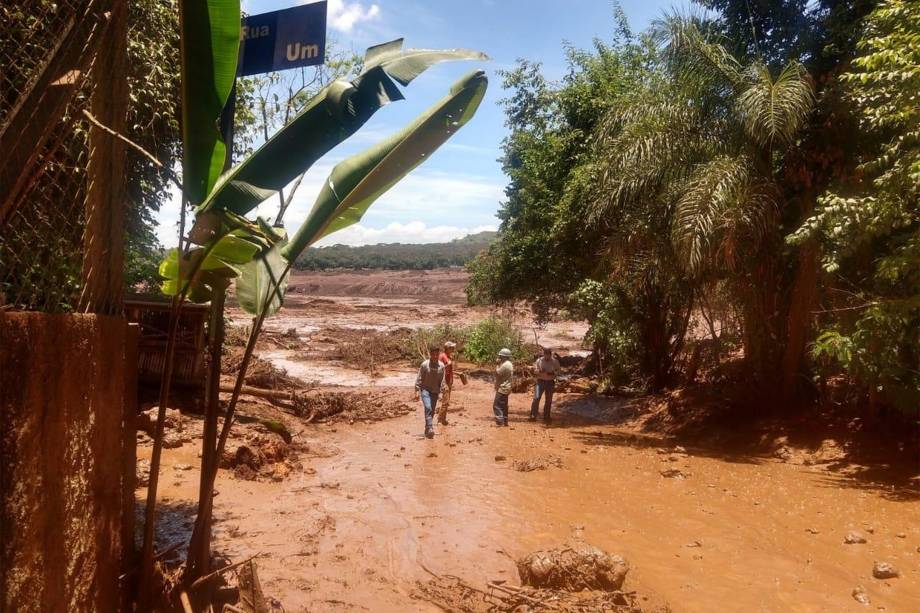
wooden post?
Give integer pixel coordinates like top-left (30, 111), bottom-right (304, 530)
top-left (122, 322), bottom-right (140, 610)
top-left (79, 1), bottom-right (128, 315)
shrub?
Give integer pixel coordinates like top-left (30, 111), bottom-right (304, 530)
top-left (404, 324), bottom-right (470, 361)
top-left (463, 316), bottom-right (525, 365)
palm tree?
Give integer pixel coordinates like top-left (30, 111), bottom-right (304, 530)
top-left (591, 13), bottom-right (815, 391)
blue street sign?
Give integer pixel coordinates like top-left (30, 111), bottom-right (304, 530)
top-left (238, 1), bottom-right (327, 76)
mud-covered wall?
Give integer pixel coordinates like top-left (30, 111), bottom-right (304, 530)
top-left (0, 313), bottom-right (136, 613)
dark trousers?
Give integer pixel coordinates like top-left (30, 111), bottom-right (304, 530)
top-left (492, 391), bottom-right (509, 424)
top-left (531, 379), bottom-right (555, 420)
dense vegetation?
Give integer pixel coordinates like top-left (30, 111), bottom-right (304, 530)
top-left (468, 0), bottom-right (918, 416)
top-left (295, 231), bottom-right (496, 270)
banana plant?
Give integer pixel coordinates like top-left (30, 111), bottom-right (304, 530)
top-left (138, 2), bottom-right (243, 603)
top-left (147, 14), bottom-right (490, 588)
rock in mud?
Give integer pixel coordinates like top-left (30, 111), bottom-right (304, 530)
top-left (162, 431), bottom-right (186, 449)
top-left (774, 446), bottom-right (793, 462)
top-left (844, 531), bottom-right (867, 544)
top-left (517, 540), bottom-right (629, 591)
top-left (660, 468), bottom-right (688, 479)
top-left (138, 407), bottom-right (182, 436)
top-left (871, 561), bottom-right (899, 580)
top-left (222, 433), bottom-right (300, 481)
top-left (852, 585), bottom-right (870, 605)
top-left (136, 459), bottom-right (150, 487)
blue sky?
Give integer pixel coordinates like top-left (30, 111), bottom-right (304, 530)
top-left (156, 0), bottom-right (683, 247)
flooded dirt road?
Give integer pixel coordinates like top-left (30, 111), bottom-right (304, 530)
top-left (145, 270), bottom-right (919, 612)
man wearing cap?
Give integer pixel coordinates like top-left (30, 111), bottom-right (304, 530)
top-left (493, 348), bottom-right (514, 426)
top-left (437, 341), bottom-right (456, 426)
top-left (531, 347), bottom-right (561, 423)
top-left (414, 344), bottom-right (445, 438)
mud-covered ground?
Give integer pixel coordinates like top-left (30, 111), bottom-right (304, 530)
top-left (139, 269), bottom-right (920, 612)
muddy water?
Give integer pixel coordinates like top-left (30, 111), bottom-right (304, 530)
top-left (142, 381), bottom-right (920, 612)
top-left (259, 348), bottom-right (416, 388)
top-left (148, 271), bottom-right (917, 611)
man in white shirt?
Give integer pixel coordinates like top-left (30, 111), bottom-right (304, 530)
top-left (530, 347), bottom-right (560, 423)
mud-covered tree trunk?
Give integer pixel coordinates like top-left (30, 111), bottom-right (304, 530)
top-left (781, 188), bottom-right (820, 400)
top-left (738, 259), bottom-right (787, 398)
top-left (636, 280), bottom-right (693, 392)
top-left (781, 240), bottom-right (818, 399)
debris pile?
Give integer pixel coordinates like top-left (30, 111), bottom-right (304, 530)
top-left (221, 431), bottom-right (303, 481)
top-left (331, 326), bottom-right (414, 372)
top-left (554, 377), bottom-right (599, 394)
top-left (137, 407), bottom-right (196, 448)
top-left (517, 541), bottom-right (629, 592)
top-left (295, 389), bottom-right (413, 423)
top-left (223, 351), bottom-right (306, 391)
top-left (513, 455), bottom-right (564, 472)
top-left (413, 574), bottom-right (644, 612)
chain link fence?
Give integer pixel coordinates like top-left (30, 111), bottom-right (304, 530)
top-left (0, 0), bottom-right (123, 313)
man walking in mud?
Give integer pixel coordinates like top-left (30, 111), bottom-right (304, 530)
top-left (493, 348), bottom-right (514, 426)
top-left (531, 347), bottom-right (560, 423)
top-left (415, 344), bottom-right (446, 438)
top-left (437, 341), bottom-right (456, 425)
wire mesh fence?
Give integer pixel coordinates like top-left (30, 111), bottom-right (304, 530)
top-left (0, 0), bottom-right (123, 314)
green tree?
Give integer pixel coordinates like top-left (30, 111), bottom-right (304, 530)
top-left (469, 11), bottom-right (697, 390)
top-left (123, 0), bottom-right (181, 289)
top-left (589, 14), bottom-right (816, 392)
top-left (790, 0), bottom-right (919, 415)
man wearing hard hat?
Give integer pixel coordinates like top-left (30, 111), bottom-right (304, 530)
top-left (493, 347), bottom-right (514, 426)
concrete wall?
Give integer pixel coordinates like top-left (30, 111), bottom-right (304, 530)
top-left (0, 313), bottom-right (136, 613)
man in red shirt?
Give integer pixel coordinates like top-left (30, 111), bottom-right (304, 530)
top-left (437, 341), bottom-right (456, 425)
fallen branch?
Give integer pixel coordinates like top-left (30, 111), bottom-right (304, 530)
top-left (155, 541), bottom-right (184, 562)
top-left (488, 582), bottom-right (548, 607)
top-left (218, 384), bottom-right (299, 413)
top-left (189, 553), bottom-right (264, 592)
top-left (81, 109), bottom-right (183, 192)
top-left (179, 591), bottom-right (194, 613)
top-left (118, 541), bottom-right (185, 581)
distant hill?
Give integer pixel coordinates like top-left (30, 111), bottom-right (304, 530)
top-left (294, 231), bottom-right (496, 271)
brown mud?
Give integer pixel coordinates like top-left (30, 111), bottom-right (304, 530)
top-left (141, 269), bottom-right (919, 612)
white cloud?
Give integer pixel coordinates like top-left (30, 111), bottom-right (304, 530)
top-left (314, 221), bottom-right (496, 247)
top-left (357, 169), bottom-right (505, 216)
top-left (154, 158), bottom-right (505, 252)
top-left (280, 166), bottom-right (504, 241)
top-left (325, 0), bottom-right (381, 33)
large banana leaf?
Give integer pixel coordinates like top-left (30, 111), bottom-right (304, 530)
top-left (359, 38), bottom-right (489, 86)
top-left (197, 41), bottom-right (487, 217)
top-left (236, 237), bottom-right (290, 316)
top-left (181, 0), bottom-right (240, 204)
top-left (159, 231), bottom-right (262, 302)
top-left (281, 69), bottom-right (488, 261)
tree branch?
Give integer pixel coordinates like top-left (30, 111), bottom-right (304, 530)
top-left (81, 109), bottom-right (182, 192)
